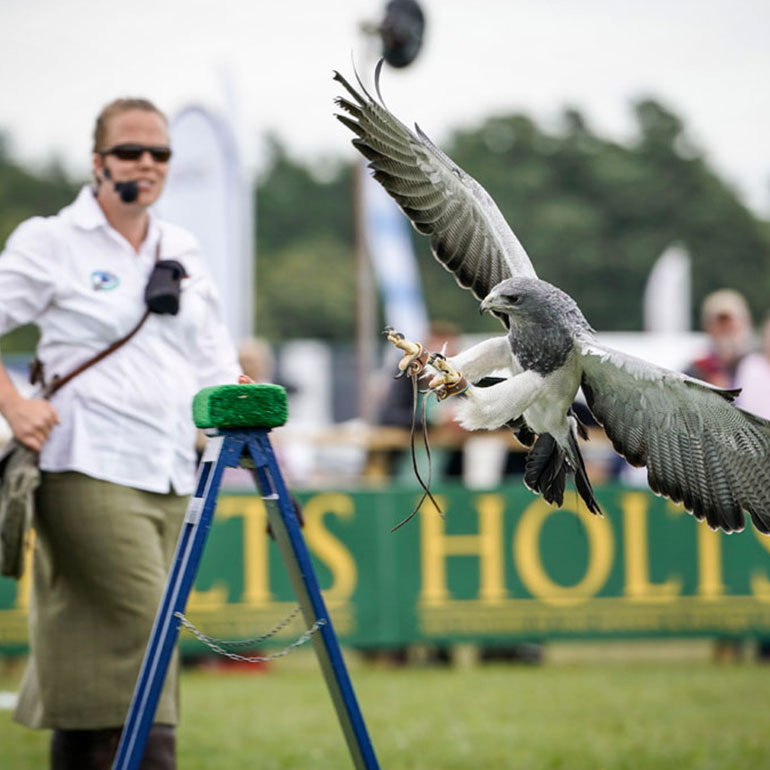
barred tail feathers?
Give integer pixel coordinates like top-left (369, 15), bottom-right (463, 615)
top-left (524, 430), bottom-right (601, 515)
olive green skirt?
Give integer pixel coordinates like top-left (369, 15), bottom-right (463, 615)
top-left (13, 472), bottom-right (188, 730)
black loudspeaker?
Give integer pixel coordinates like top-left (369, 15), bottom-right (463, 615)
top-left (380, 0), bottom-right (425, 68)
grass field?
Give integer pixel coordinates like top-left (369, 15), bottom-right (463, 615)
top-left (2, 647), bottom-right (770, 769)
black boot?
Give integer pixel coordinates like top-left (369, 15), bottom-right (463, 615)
top-left (50, 728), bottom-right (121, 770)
top-left (50, 725), bottom-right (175, 770)
top-left (141, 724), bottom-right (176, 770)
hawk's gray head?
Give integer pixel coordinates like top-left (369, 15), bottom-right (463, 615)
top-left (480, 277), bottom-right (593, 375)
top-left (481, 277), bottom-right (591, 333)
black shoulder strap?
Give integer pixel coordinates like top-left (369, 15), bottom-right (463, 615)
top-left (34, 239), bottom-right (161, 399)
top-left (43, 308), bottom-right (152, 398)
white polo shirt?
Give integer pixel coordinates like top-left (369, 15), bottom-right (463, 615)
top-left (0, 186), bottom-right (241, 494)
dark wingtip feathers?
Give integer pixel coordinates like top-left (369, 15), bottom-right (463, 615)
top-left (352, 59), bottom-right (377, 105)
top-left (333, 69), bottom-right (367, 106)
top-left (374, 57), bottom-right (387, 106)
top-left (568, 429), bottom-right (602, 515)
top-left (335, 114), bottom-right (365, 139)
top-left (335, 59), bottom-right (388, 111)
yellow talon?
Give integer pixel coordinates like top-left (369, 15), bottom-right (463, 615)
top-left (428, 353), bottom-right (461, 384)
top-left (384, 327), bottom-right (427, 374)
top-left (427, 353), bottom-right (467, 399)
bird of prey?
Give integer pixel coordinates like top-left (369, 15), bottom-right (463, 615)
top-left (334, 63), bottom-right (770, 535)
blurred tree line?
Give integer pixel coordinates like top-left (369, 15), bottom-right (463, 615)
top-left (1, 99), bottom-right (769, 347)
top-left (257, 99), bottom-right (770, 338)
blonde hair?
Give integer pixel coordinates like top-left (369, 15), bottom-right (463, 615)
top-left (92, 98), bottom-right (167, 153)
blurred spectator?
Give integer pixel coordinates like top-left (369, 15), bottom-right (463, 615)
top-left (735, 314), bottom-right (770, 420)
top-left (685, 289), bottom-right (753, 388)
top-left (238, 336), bottom-right (276, 384)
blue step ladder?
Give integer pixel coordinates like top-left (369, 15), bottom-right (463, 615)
top-left (111, 387), bottom-right (380, 770)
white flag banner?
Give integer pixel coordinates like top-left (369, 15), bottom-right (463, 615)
top-left (360, 164), bottom-right (428, 340)
top-left (643, 244), bottom-right (691, 333)
top-left (157, 106), bottom-right (254, 342)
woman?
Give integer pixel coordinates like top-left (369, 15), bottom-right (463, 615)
top-left (0, 98), bottom-right (242, 769)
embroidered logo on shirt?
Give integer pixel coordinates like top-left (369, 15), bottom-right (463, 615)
top-left (91, 271), bottom-right (120, 291)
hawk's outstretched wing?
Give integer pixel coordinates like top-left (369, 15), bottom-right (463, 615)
top-left (334, 62), bottom-right (536, 307)
top-left (580, 341), bottom-right (770, 534)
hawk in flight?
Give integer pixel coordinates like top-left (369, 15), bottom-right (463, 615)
top-left (334, 63), bottom-right (770, 535)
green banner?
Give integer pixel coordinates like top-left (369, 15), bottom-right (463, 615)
top-left (3, 482), bottom-right (770, 653)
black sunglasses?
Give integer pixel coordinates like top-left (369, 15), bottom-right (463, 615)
top-left (100, 143), bottom-right (173, 163)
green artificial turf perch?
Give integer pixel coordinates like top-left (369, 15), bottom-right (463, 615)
top-left (192, 384), bottom-right (288, 429)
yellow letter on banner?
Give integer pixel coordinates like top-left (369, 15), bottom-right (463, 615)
top-left (622, 492), bottom-right (682, 602)
top-left (420, 494), bottom-right (505, 605)
top-left (189, 495), bottom-right (272, 609)
top-left (695, 520), bottom-right (725, 600)
top-left (514, 499), bottom-right (613, 606)
top-left (302, 493), bottom-right (358, 603)
top-left (750, 526), bottom-right (770, 602)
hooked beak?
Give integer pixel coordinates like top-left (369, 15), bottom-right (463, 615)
top-left (479, 289), bottom-right (506, 316)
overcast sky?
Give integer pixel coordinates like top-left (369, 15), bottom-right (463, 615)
top-left (2, 0), bottom-right (769, 214)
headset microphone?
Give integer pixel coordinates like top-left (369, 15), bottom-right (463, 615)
top-left (102, 166), bottom-right (139, 204)
top-left (115, 181), bottom-right (140, 204)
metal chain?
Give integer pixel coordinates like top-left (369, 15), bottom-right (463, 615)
top-left (174, 609), bottom-right (327, 664)
top-left (177, 606), bottom-right (304, 648)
